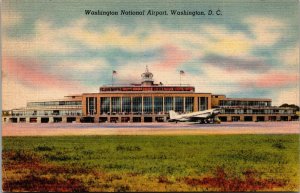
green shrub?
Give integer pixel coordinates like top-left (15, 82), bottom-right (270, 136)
top-left (116, 145), bottom-right (141, 151)
top-left (35, 145), bottom-right (54, 151)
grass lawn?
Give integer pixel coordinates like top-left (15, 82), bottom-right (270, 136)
top-left (2, 134), bottom-right (299, 192)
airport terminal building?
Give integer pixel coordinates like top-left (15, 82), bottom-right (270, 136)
top-left (3, 67), bottom-right (299, 123)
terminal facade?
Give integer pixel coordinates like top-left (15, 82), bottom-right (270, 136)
top-left (3, 67), bottom-right (299, 123)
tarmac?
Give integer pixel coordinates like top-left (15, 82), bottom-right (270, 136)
top-left (2, 121), bottom-right (299, 136)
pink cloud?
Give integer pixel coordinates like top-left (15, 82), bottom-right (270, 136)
top-left (154, 45), bottom-right (191, 69)
top-left (241, 72), bottom-right (299, 88)
top-left (2, 57), bottom-right (82, 89)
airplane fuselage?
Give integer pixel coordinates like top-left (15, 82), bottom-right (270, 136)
top-left (169, 109), bottom-right (221, 124)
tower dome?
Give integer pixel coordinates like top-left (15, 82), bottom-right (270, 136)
top-left (141, 66), bottom-right (154, 86)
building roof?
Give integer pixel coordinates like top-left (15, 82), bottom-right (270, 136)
top-left (222, 98), bottom-right (272, 101)
top-left (99, 85), bottom-right (195, 93)
top-left (83, 91), bottom-right (212, 95)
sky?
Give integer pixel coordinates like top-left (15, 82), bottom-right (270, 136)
top-left (2, 0), bottom-right (299, 109)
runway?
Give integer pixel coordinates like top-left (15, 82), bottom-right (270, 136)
top-left (2, 121), bottom-right (299, 136)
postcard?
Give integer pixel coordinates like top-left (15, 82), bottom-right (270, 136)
top-left (2, 0), bottom-right (299, 192)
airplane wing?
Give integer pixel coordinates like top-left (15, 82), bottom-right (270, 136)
top-left (192, 113), bottom-right (211, 118)
top-left (180, 113), bottom-right (211, 119)
top-left (169, 109), bottom-right (219, 121)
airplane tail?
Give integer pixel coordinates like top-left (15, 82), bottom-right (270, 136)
top-left (169, 110), bottom-right (178, 119)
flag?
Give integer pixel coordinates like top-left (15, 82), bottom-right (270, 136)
top-left (180, 70), bottom-right (185, 75)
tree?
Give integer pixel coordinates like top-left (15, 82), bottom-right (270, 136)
top-left (280, 104), bottom-right (300, 111)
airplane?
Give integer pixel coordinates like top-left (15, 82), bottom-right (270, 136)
top-left (169, 109), bottom-right (221, 124)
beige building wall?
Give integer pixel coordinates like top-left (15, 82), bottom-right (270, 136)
top-left (82, 92), bottom-right (212, 117)
top-left (211, 95), bottom-right (226, 107)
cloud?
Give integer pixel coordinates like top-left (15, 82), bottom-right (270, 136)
top-left (57, 58), bottom-right (109, 72)
top-left (272, 87), bottom-right (299, 106)
top-left (2, 75), bottom-right (95, 110)
top-left (279, 46), bottom-right (299, 66)
top-left (2, 57), bottom-right (98, 109)
top-left (4, 16), bottom-right (286, 59)
top-left (107, 60), bottom-right (299, 107)
top-left (2, 9), bottom-right (22, 28)
top-left (201, 25), bottom-right (252, 57)
top-left (2, 57), bottom-right (84, 89)
top-left (3, 20), bottom-right (78, 56)
top-left (153, 45), bottom-right (191, 69)
top-left (202, 54), bottom-right (269, 72)
top-left (114, 59), bottom-right (246, 95)
top-left (244, 16), bottom-right (285, 46)
top-left (196, 64), bottom-right (263, 95)
top-left (58, 19), bottom-right (163, 52)
top-left (240, 71), bottom-right (299, 88)
top-left (3, 15), bottom-right (297, 109)
top-left (2, 76), bottom-right (63, 110)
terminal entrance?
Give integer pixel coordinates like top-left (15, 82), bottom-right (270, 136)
top-left (67, 117), bottom-right (76, 123)
top-left (99, 117), bottom-right (108, 123)
top-left (20, 118), bottom-right (26, 123)
top-left (269, 116), bottom-right (277, 121)
top-left (231, 116), bottom-right (240, 122)
top-left (41, 117), bottom-right (49, 123)
top-left (80, 117), bottom-right (94, 123)
top-left (10, 118), bottom-right (18, 123)
top-left (53, 117), bottom-right (62, 123)
top-left (218, 116), bottom-right (227, 122)
top-left (110, 117), bottom-right (119, 123)
top-left (30, 118), bottom-right (37, 123)
top-left (121, 117), bottom-right (130, 122)
top-left (256, 116), bottom-right (265, 122)
top-left (144, 117), bottom-right (153, 122)
top-left (280, 116), bottom-right (288, 121)
top-left (155, 117), bottom-right (164, 122)
top-left (133, 117), bottom-right (141, 122)
top-left (244, 116), bottom-right (253, 122)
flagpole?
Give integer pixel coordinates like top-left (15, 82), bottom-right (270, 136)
top-left (112, 71), bottom-right (114, 86)
top-left (179, 70), bottom-right (185, 86)
top-left (180, 70), bottom-right (183, 86)
top-left (112, 70), bottom-right (117, 86)
top-left (180, 72), bottom-right (181, 86)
